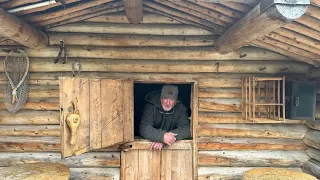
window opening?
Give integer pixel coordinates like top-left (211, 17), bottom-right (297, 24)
top-left (134, 83), bottom-right (192, 139)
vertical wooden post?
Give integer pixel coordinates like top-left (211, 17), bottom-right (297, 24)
top-left (273, 81), bottom-right (276, 119)
top-left (245, 78), bottom-right (248, 121)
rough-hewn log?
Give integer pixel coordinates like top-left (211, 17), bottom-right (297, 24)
top-left (306, 5), bottom-right (320, 19)
top-left (23, 0), bottom-right (113, 22)
top-left (257, 36), bottom-right (320, 61)
top-left (35, 1), bottom-right (124, 27)
top-left (45, 7), bottom-right (125, 29)
top-left (0, 125), bottom-right (59, 136)
top-left (0, 137), bottom-right (121, 152)
top-left (199, 88), bottom-right (241, 98)
top-left (144, 6), bottom-right (219, 33)
top-left (84, 12), bottom-right (181, 24)
top-left (198, 137), bottom-right (306, 151)
top-left (15, 0), bottom-right (82, 16)
top-left (0, 8), bottom-right (48, 48)
top-left (198, 112), bottom-right (307, 124)
top-left (122, 0), bottom-right (143, 24)
top-left (306, 147), bottom-right (320, 162)
top-left (0, 46), bottom-right (292, 61)
top-left (0, 137), bottom-right (60, 152)
top-left (198, 167), bottom-right (302, 180)
top-left (199, 100), bottom-right (241, 112)
top-left (70, 168), bottom-right (119, 180)
top-left (0, 110), bottom-right (59, 125)
top-left (265, 32), bottom-right (320, 56)
top-left (198, 124), bottom-right (308, 139)
top-left (170, 0), bottom-right (235, 24)
top-left (198, 150), bottom-right (309, 167)
top-left (193, 1), bottom-right (244, 18)
top-left (284, 22), bottom-right (320, 41)
top-left (48, 32), bottom-right (216, 47)
top-left (144, 1), bottom-right (225, 34)
top-left (0, 0), bottom-right (42, 9)
top-left (215, 0), bottom-right (308, 54)
top-left (0, 59), bottom-right (307, 74)
top-left (0, 102), bottom-right (59, 110)
top-left (154, 0), bottom-right (228, 27)
top-left (306, 121), bottom-right (320, 130)
top-left (0, 89), bottom-right (58, 98)
top-left (47, 22), bottom-right (213, 35)
top-left (218, 1), bottom-right (251, 12)
top-left (274, 28), bottom-right (320, 50)
top-left (0, 152), bottom-right (120, 167)
top-left (302, 160), bottom-right (320, 179)
top-left (251, 40), bottom-right (319, 66)
top-left (296, 15), bottom-right (320, 32)
top-left (303, 130), bottom-right (320, 150)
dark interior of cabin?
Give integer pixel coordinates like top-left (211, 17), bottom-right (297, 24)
top-left (133, 83), bottom-right (192, 137)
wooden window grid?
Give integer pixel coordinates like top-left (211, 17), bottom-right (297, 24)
top-left (242, 77), bottom-right (285, 122)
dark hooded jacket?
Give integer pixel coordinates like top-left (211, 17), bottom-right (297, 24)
top-left (139, 90), bottom-right (191, 142)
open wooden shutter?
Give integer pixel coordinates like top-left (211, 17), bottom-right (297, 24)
top-left (60, 77), bottom-right (134, 158)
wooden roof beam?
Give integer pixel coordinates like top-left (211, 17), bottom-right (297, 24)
top-left (122, 0), bottom-right (143, 24)
top-left (214, 0), bottom-right (310, 54)
top-left (0, 7), bottom-right (48, 49)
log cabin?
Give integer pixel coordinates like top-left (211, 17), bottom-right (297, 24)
top-left (0, 0), bottom-right (319, 179)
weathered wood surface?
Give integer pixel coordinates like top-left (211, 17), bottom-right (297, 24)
top-left (48, 22), bottom-right (213, 35)
top-left (48, 32), bottom-right (216, 47)
top-left (0, 47), bottom-right (292, 61)
top-left (123, 140), bottom-right (192, 150)
top-left (306, 120), bottom-right (320, 130)
top-left (303, 130), bottom-right (320, 150)
top-left (198, 124), bottom-right (308, 139)
top-left (198, 137), bottom-right (306, 151)
top-left (0, 125), bottom-right (59, 136)
top-left (0, 59), bottom-right (309, 74)
top-left (302, 160), bottom-right (320, 179)
top-left (198, 112), bottom-right (306, 124)
top-left (70, 168), bottom-right (119, 180)
top-left (214, 1), bottom-right (307, 54)
top-left (0, 110), bottom-right (59, 125)
top-left (0, 137), bottom-right (60, 152)
top-left (0, 8), bottom-right (48, 48)
top-left (0, 162), bottom-right (70, 180)
top-left (198, 167), bottom-right (302, 180)
top-left (306, 147), bottom-right (320, 162)
top-left (0, 152), bottom-right (120, 167)
top-left (122, 0), bottom-right (143, 24)
top-left (243, 168), bottom-right (317, 180)
top-left (0, 102), bottom-right (59, 110)
top-left (84, 12), bottom-right (181, 24)
top-left (0, 89), bottom-right (58, 98)
top-left (198, 150), bottom-right (309, 167)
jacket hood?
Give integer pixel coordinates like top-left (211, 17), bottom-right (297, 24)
top-left (145, 90), bottom-right (180, 110)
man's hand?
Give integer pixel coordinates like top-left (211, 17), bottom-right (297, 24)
top-left (150, 142), bottom-right (164, 150)
top-left (163, 132), bottom-right (177, 146)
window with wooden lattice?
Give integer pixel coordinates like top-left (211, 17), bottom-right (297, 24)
top-left (241, 77), bottom-right (285, 122)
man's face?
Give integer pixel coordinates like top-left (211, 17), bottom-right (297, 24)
top-left (161, 98), bottom-right (176, 111)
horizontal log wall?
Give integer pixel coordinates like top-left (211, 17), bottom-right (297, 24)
top-left (302, 83), bottom-right (320, 179)
top-left (0, 12), bottom-right (312, 180)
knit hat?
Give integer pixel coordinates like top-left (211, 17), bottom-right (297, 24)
top-left (160, 85), bottom-right (179, 100)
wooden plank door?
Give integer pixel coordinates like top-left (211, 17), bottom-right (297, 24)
top-left (60, 77), bottom-right (134, 158)
top-left (121, 140), bottom-right (193, 180)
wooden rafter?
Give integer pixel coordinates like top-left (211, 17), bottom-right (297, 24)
top-left (122, 0), bottom-right (143, 24)
top-left (0, 7), bottom-right (48, 48)
top-left (214, 0), bottom-right (309, 54)
top-left (35, 1), bottom-right (124, 27)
